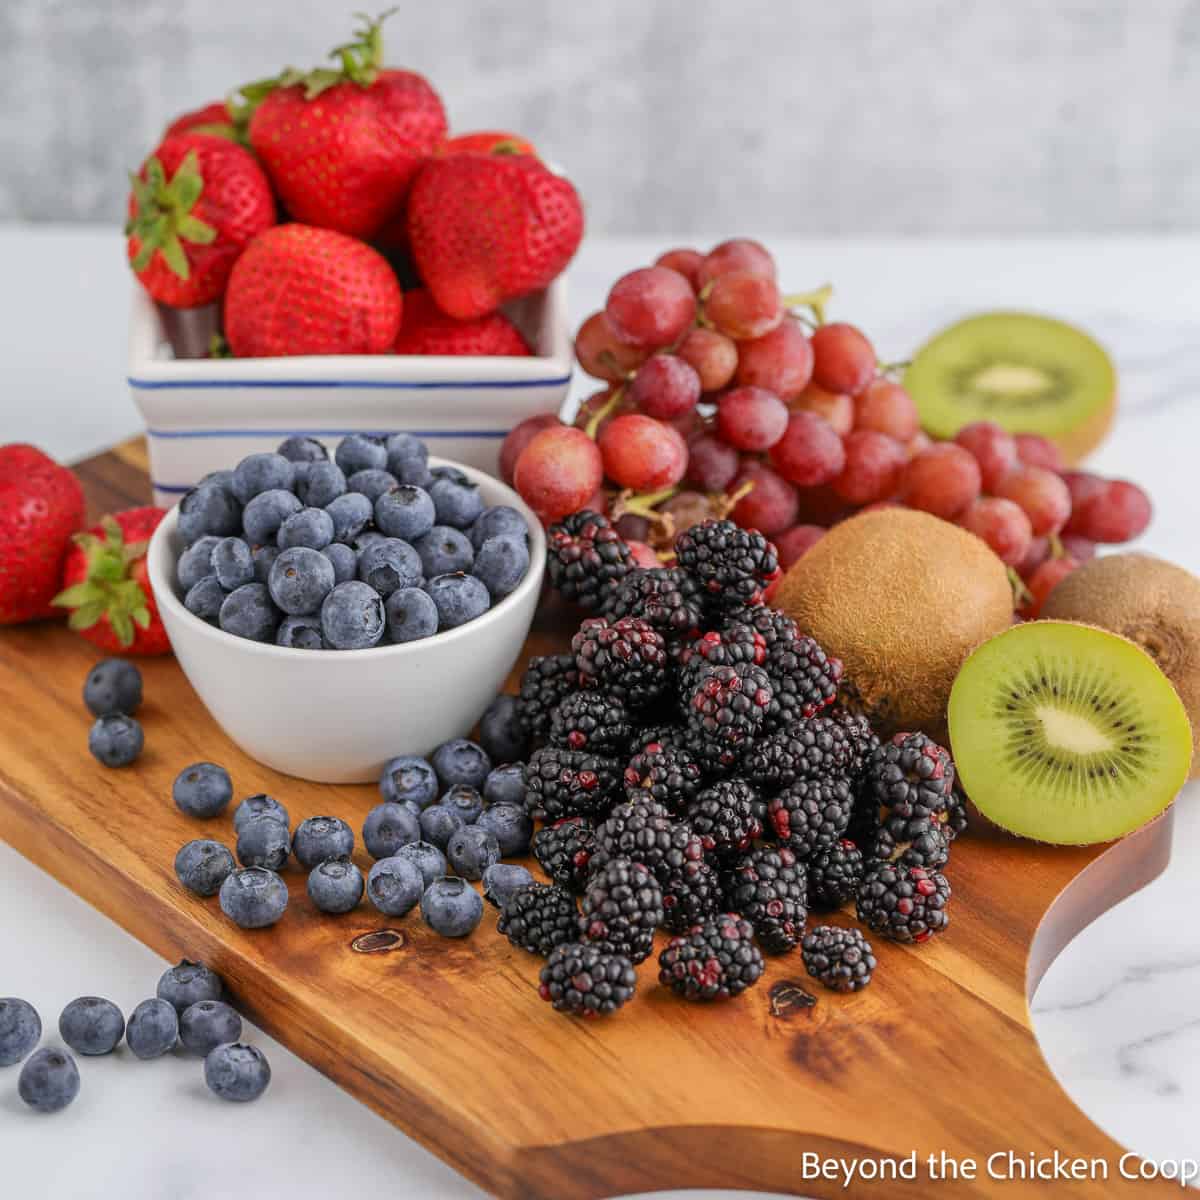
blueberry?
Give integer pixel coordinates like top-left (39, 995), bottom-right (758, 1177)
top-left (211, 536), bottom-right (254, 590)
top-left (278, 506), bottom-right (336, 551)
top-left (0, 997), bottom-right (41, 1066)
top-left (385, 433), bottom-right (432, 486)
top-left (233, 793), bottom-right (289, 833)
top-left (59, 996), bottom-right (124, 1056)
top-left (347, 468), bottom-right (399, 502)
top-left (199, 468), bottom-right (237, 496)
top-left (179, 482), bottom-right (241, 544)
top-left (476, 802), bottom-right (533, 857)
top-left (335, 434), bottom-right (388, 477)
top-left (366, 855), bottom-right (424, 916)
top-left (219, 868), bottom-right (289, 928)
top-left (296, 460), bottom-right (347, 508)
top-left (88, 713), bottom-right (143, 767)
top-left (483, 763), bottom-right (526, 808)
top-left (378, 755), bottom-right (439, 808)
top-left (219, 583), bottom-right (280, 642)
top-left (179, 1000), bottom-right (242, 1056)
top-left (177, 535), bottom-right (220, 590)
top-left (173, 761), bottom-right (233, 818)
top-left (204, 1042), bottom-right (271, 1102)
top-left (362, 801), bottom-right (420, 860)
top-left (276, 614), bottom-right (326, 649)
top-left (420, 877), bottom-right (483, 937)
top-left (469, 505), bottom-right (529, 551)
top-left (429, 471), bottom-right (484, 529)
top-left (479, 695), bottom-right (530, 764)
top-left (237, 815), bottom-right (291, 870)
top-left (482, 863), bottom-right (535, 910)
top-left (277, 435), bottom-right (328, 464)
top-left (323, 542), bottom-right (357, 584)
top-left (357, 537), bottom-right (422, 597)
top-left (419, 804), bottom-right (464, 850)
top-left (321, 581), bottom-right (385, 649)
top-left (432, 738), bottom-right (492, 790)
top-left (415, 525), bottom-right (474, 577)
top-left (268, 545), bottom-right (336, 615)
top-left (446, 825), bottom-right (500, 881)
top-left (253, 544), bottom-right (281, 585)
top-left (307, 858), bottom-right (365, 914)
top-left (232, 452), bottom-right (294, 504)
top-left (292, 816), bottom-right (354, 868)
top-left (384, 587), bottom-right (438, 643)
top-left (325, 491), bottom-right (374, 544)
top-left (18, 1048), bottom-right (79, 1112)
top-left (392, 840), bottom-right (446, 887)
top-left (83, 658), bottom-right (142, 718)
top-left (425, 572), bottom-right (490, 629)
top-left (354, 529), bottom-right (387, 554)
top-left (473, 534), bottom-right (530, 600)
top-left (375, 485), bottom-right (435, 541)
top-left (157, 959), bottom-right (223, 1013)
top-left (443, 784), bottom-right (484, 824)
top-left (125, 998), bottom-right (178, 1060)
top-left (175, 839), bottom-right (236, 897)
top-left (185, 576), bottom-right (226, 622)
top-left (242, 489), bottom-right (302, 545)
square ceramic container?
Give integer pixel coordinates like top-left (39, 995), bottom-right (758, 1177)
top-left (128, 278), bottom-right (573, 507)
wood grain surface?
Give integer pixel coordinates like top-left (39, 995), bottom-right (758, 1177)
top-left (0, 438), bottom-right (1179, 1198)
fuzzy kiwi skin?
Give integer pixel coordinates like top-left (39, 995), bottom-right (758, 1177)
top-left (1042, 553), bottom-right (1200, 778)
top-left (773, 508), bottom-right (1013, 737)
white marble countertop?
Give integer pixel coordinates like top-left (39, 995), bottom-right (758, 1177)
top-left (2, 225), bottom-right (1199, 1198)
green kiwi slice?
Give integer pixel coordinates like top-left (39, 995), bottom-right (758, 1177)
top-left (904, 311), bottom-right (1115, 452)
top-left (948, 621), bottom-right (1192, 845)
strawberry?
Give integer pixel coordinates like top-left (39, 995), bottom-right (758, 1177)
top-left (244, 13), bottom-right (446, 240)
top-left (440, 131), bottom-right (536, 157)
top-left (164, 101), bottom-right (237, 141)
top-left (0, 445), bottom-right (86, 625)
top-left (406, 153), bottom-right (583, 319)
top-left (224, 224), bottom-right (403, 358)
top-left (54, 508), bottom-right (170, 656)
top-left (126, 132), bottom-right (275, 308)
top-left (394, 289), bottom-right (531, 357)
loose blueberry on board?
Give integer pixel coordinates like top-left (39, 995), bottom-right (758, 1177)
top-left (432, 738), bottom-right (492, 790)
top-left (324, 492), bottom-right (374, 544)
top-left (419, 804), bottom-right (465, 850)
top-left (177, 536), bottom-right (221, 592)
top-left (173, 762), bottom-right (233, 819)
top-left (125, 998), bottom-right (179, 1060)
top-left (157, 960), bottom-right (223, 1014)
top-left (366, 855), bottom-right (424, 916)
top-left (475, 802), bottom-right (533, 857)
top-left (175, 839), bottom-right (236, 897)
top-left (479, 697), bottom-right (529, 765)
top-left (185, 576), bottom-right (226, 622)
top-left (362, 801), bottom-right (421, 860)
top-left (443, 784), bottom-right (484, 824)
top-left (379, 756), bottom-right (439, 808)
top-left (470, 505), bottom-right (528, 551)
top-left (334, 433), bottom-right (388, 477)
top-left (212, 537), bottom-right (255, 590)
top-left (415, 525), bottom-right (474, 577)
top-left (204, 1042), bottom-right (271, 1103)
top-left (236, 815), bottom-right (292, 871)
top-left (268, 546), bottom-right (337, 616)
top-left (278, 506), bottom-right (336, 551)
top-left (307, 858), bottom-right (365, 914)
top-left (483, 763), bottom-right (527, 808)
top-left (320, 580), bottom-right (385, 649)
top-left (88, 713), bottom-right (144, 768)
top-left (384, 586), bottom-right (438, 643)
top-left (347, 468), bottom-right (399, 502)
top-left (276, 614), bottom-right (326, 650)
top-left (446, 825), bottom-right (500, 881)
top-left (0, 997), bottom-right (41, 1066)
top-left (296, 461), bottom-right (347, 509)
top-left (276, 435), bottom-right (328, 464)
top-left (386, 433), bottom-right (432, 486)
top-left (474, 534), bottom-right (530, 598)
top-left (375, 485), bottom-right (436, 541)
top-left (219, 868), bottom-right (289, 929)
top-left (322, 541), bottom-right (357, 584)
top-left (232, 453), bottom-right (294, 504)
top-left (482, 863), bottom-right (535, 909)
top-left (292, 815), bottom-right (355, 868)
top-left (178, 482), bottom-right (240, 544)
top-left (219, 583), bottom-right (280, 642)
top-left (179, 1000), bottom-right (243, 1057)
top-left (429, 471), bottom-right (484, 529)
top-left (18, 1048), bottom-right (80, 1113)
top-left (391, 841), bottom-right (447, 888)
top-left (233, 794), bottom-right (289, 834)
top-left (357, 538), bottom-right (423, 596)
top-left (82, 658), bottom-right (143, 718)
top-left (421, 877), bottom-right (484, 937)
top-left (425, 572), bottom-right (490, 628)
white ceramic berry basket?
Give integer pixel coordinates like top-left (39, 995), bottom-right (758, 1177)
top-left (128, 278), bottom-right (573, 507)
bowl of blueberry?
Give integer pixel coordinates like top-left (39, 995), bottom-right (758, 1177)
top-left (147, 432), bottom-right (545, 783)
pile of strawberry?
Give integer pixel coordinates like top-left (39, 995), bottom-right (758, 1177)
top-left (126, 13), bottom-right (582, 359)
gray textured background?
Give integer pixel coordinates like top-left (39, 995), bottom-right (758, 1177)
top-left (3, 0), bottom-right (1199, 234)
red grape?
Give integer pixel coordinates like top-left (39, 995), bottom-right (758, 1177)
top-left (514, 426), bottom-right (604, 523)
top-left (615, 513), bottom-right (650, 542)
top-left (734, 319), bottom-right (814, 399)
top-left (775, 524), bottom-right (826, 568)
top-left (500, 412), bottom-right (562, 485)
top-left (1020, 555), bottom-right (1080, 620)
top-left (809, 323), bottom-right (876, 395)
top-left (626, 540), bottom-right (660, 568)
top-left (704, 272), bottom-right (783, 340)
top-left (1015, 433), bottom-right (1065, 473)
top-left (676, 327), bottom-right (739, 392)
top-left (853, 378), bottom-right (918, 442)
top-left (573, 388), bottom-right (634, 434)
top-left (905, 431), bottom-right (933, 459)
top-left (1061, 470), bottom-right (1107, 516)
top-left (954, 420), bottom-right (1018, 492)
top-left (696, 238), bottom-right (776, 287)
top-left (791, 383), bottom-right (853, 436)
top-left (654, 248), bottom-right (703, 289)
top-left (958, 496), bottom-right (1033, 566)
top-left (574, 311), bottom-right (649, 382)
top-left (1017, 535), bottom-right (1050, 580)
top-left (661, 490), bottom-right (713, 532)
top-left (768, 411), bottom-right (846, 487)
top-left (900, 443), bottom-right (982, 519)
top-left (729, 461), bottom-right (799, 535)
top-left (832, 431), bottom-right (907, 505)
top-left (628, 354), bottom-right (701, 420)
top-left (793, 484), bottom-right (856, 527)
top-left (717, 386), bottom-right (789, 451)
top-left (996, 466), bottom-right (1071, 536)
top-left (598, 414), bottom-right (689, 492)
top-left (605, 267), bottom-right (696, 349)
top-left (1068, 479), bottom-right (1152, 543)
top-left (685, 433), bottom-right (740, 492)
top-left (1060, 534), bottom-right (1096, 563)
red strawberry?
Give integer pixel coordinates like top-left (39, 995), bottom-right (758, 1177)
top-left (225, 224), bottom-right (403, 358)
top-left (0, 445), bottom-right (86, 625)
top-left (440, 131), bottom-right (536, 156)
top-left (245, 13), bottom-right (446, 240)
top-left (54, 508), bottom-right (170, 656)
top-left (407, 153), bottom-right (583, 319)
top-left (164, 101), bottom-right (237, 141)
top-left (126, 132), bottom-right (276, 308)
top-left (393, 289), bottom-right (531, 357)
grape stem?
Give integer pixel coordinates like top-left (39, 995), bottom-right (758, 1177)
top-left (1007, 566), bottom-right (1033, 607)
top-left (583, 384), bottom-right (626, 440)
top-left (878, 358), bottom-right (912, 377)
top-left (781, 283), bottom-right (833, 326)
top-left (1047, 532), bottom-right (1066, 559)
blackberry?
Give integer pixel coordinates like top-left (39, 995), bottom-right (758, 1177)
top-left (607, 567), bottom-right (706, 640)
top-left (856, 862), bottom-right (950, 944)
top-left (871, 816), bottom-right (950, 871)
top-left (768, 777), bottom-right (853, 859)
top-left (868, 732), bottom-right (956, 822)
top-left (591, 794), bottom-right (705, 881)
top-left (549, 691), bottom-right (634, 758)
top-left (744, 717), bottom-right (857, 795)
top-left (802, 926), bottom-right (876, 993)
top-left (532, 817), bottom-right (598, 893)
top-left (721, 605), bottom-right (798, 652)
top-left (686, 779), bottom-right (762, 860)
top-left (675, 519), bottom-right (780, 610)
top-left (946, 784), bottom-right (970, 839)
top-left (497, 883), bottom-right (579, 956)
top-left (762, 635), bottom-right (843, 730)
top-left (623, 742), bottom-right (703, 815)
top-left (659, 859), bottom-right (723, 933)
top-left (538, 942), bottom-right (637, 1017)
top-left (723, 845), bottom-right (807, 954)
top-left (524, 746), bottom-right (622, 822)
top-left (517, 654), bottom-right (579, 742)
top-left (545, 510), bottom-right (635, 612)
top-left (827, 706), bottom-right (880, 779)
top-left (629, 723), bottom-right (689, 757)
top-left (658, 914), bottom-right (764, 1000)
top-left (578, 857), bottom-right (664, 964)
top-left (683, 663), bottom-right (773, 770)
top-left (676, 624), bottom-right (768, 695)
top-left (807, 839), bottom-right (865, 909)
top-left (573, 616), bottom-right (670, 710)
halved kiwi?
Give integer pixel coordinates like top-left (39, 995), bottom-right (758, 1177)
top-left (948, 620), bottom-right (1192, 844)
top-left (904, 311), bottom-right (1116, 464)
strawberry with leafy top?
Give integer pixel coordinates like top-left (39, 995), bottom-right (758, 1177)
top-left (126, 132), bottom-right (275, 308)
top-left (440, 131), bottom-right (536, 156)
top-left (394, 289), bottom-right (531, 357)
top-left (406, 152), bottom-right (583, 319)
top-left (164, 101), bottom-right (237, 141)
top-left (54, 508), bottom-right (170, 655)
top-left (0, 445), bottom-right (86, 625)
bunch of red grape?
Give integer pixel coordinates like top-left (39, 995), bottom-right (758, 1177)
top-left (501, 238), bottom-right (1152, 614)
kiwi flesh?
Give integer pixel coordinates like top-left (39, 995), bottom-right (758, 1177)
top-left (948, 620), bottom-right (1192, 845)
top-left (904, 311), bottom-right (1116, 465)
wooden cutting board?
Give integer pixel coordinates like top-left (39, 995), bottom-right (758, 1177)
top-left (0, 437), bottom-right (1178, 1199)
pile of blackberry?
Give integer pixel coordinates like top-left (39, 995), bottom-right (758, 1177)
top-left (493, 517), bottom-right (965, 1017)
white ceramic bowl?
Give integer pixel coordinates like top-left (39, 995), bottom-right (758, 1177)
top-left (128, 278), bottom-right (573, 507)
top-left (146, 460), bottom-right (546, 784)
